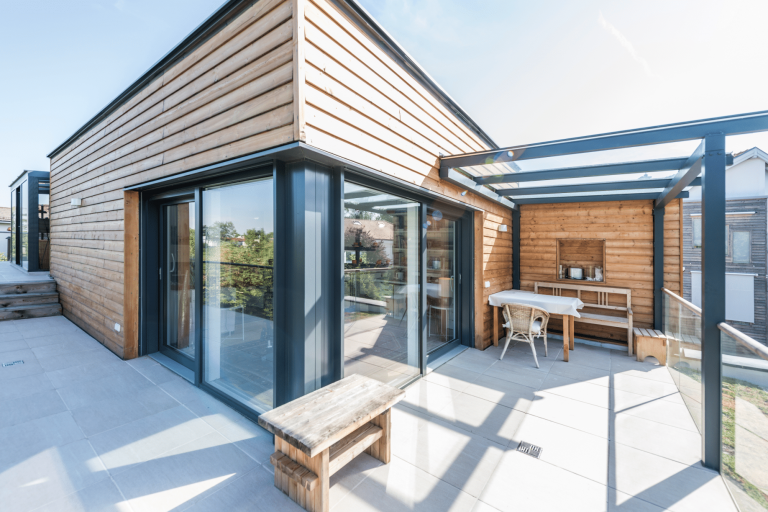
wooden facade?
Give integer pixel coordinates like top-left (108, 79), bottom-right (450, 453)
top-left (47, 0), bottom-right (681, 358)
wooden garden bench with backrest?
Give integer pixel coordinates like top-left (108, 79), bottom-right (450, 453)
top-left (258, 374), bottom-right (404, 512)
top-left (535, 282), bottom-right (634, 354)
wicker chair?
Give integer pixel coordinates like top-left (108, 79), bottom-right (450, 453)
top-left (501, 303), bottom-right (550, 368)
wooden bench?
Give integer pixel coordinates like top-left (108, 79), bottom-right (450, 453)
top-left (634, 328), bottom-right (667, 365)
top-left (258, 374), bottom-right (405, 512)
top-left (535, 282), bottom-right (634, 354)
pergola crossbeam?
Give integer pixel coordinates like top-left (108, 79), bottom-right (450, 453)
top-left (498, 177), bottom-right (701, 197)
top-left (511, 191), bottom-right (688, 205)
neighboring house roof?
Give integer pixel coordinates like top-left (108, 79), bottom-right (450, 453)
top-left (344, 218), bottom-right (393, 240)
top-left (731, 147), bottom-right (768, 166)
top-left (0, 207), bottom-right (10, 222)
top-left (47, 0), bottom-right (497, 160)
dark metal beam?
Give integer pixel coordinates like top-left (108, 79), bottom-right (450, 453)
top-left (474, 158), bottom-right (688, 186)
top-left (498, 177), bottom-right (701, 197)
top-left (655, 141), bottom-right (705, 209)
top-left (512, 209), bottom-right (520, 290)
top-left (440, 110), bottom-right (768, 169)
top-left (653, 208), bottom-right (664, 330)
top-left (510, 191), bottom-right (688, 205)
top-left (700, 133), bottom-right (726, 471)
top-left (438, 167), bottom-right (517, 210)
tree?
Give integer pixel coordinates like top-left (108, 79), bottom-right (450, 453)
top-left (204, 221), bottom-right (238, 242)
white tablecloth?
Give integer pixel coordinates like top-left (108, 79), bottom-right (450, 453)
top-left (489, 290), bottom-right (584, 318)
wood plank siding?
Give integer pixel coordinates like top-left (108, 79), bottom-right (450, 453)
top-left (683, 197), bottom-right (768, 346)
top-left (517, 199), bottom-right (683, 344)
top-left (49, 0), bottom-right (298, 357)
top-left (300, 0), bottom-right (512, 350)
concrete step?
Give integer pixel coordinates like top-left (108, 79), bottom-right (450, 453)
top-left (0, 292), bottom-right (60, 308)
top-left (0, 303), bottom-right (62, 321)
top-left (0, 281), bottom-right (57, 295)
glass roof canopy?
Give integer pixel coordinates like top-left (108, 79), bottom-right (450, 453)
top-left (438, 109), bottom-right (768, 210)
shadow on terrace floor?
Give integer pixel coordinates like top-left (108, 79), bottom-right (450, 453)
top-left (0, 315), bottom-right (737, 511)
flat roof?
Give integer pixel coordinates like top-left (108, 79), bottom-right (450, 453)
top-left (47, 0), bottom-right (498, 159)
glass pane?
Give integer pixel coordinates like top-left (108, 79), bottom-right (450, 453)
top-left (164, 203), bottom-right (196, 359)
top-left (720, 327), bottom-right (768, 510)
top-left (343, 182), bottom-right (420, 387)
top-left (692, 218), bottom-right (701, 248)
top-left (733, 231), bottom-right (750, 263)
top-left (38, 192), bottom-right (50, 271)
top-left (203, 179), bottom-right (275, 413)
top-left (10, 189), bottom-right (15, 264)
top-left (426, 208), bottom-right (456, 353)
top-left (21, 181), bottom-right (28, 270)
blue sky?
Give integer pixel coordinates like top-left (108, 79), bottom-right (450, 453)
top-left (2, 0), bottom-right (767, 206)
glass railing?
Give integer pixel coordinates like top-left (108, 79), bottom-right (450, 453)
top-left (719, 322), bottom-right (768, 510)
top-left (662, 288), bottom-right (703, 432)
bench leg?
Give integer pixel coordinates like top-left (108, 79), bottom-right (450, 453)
top-left (365, 408), bottom-right (392, 464)
top-left (274, 438), bottom-right (329, 512)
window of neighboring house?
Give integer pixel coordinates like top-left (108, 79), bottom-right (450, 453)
top-left (731, 230), bottom-right (751, 263)
top-left (692, 217), bottom-right (701, 248)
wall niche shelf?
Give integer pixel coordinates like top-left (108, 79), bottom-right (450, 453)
top-left (556, 238), bottom-right (606, 283)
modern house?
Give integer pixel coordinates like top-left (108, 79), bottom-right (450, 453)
top-left (27, 0), bottom-right (768, 509)
top-left (684, 147), bottom-right (768, 347)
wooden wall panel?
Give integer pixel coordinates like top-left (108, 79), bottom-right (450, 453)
top-left (302, 0), bottom-right (513, 350)
top-left (519, 200), bottom-right (682, 344)
top-left (49, 0), bottom-right (297, 357)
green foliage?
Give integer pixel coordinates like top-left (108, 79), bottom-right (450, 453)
top-left (0, 252), bottom-right (7, 262)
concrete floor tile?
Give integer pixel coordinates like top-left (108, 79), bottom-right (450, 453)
top-left (333, 456), bottom-right (477, 512)
top-left (527, 391), bottom-right (610, 438)
top-left (402, 380), bottom-right (456, 416)
top-left (46, 360), bottom-right (135, 389)
top-left (607, 489), bottom-right (668, 511)
top-left (0, 411), bottom-right (84, 471)
top-left (0, 389), bottom-right (67, 429)
top-left (613, 392), bottom-right (699, 432)
top-left (0, 321), bottom-right (20, 333)
top-left (462, 374), bottom-right (537, 412)
top-left (480, 449), bottom-right (608, 512)
top-left (215, 416), bottom-right (275, 465)
top-left (609, 443), bottom-right (734, 512)
top-left (184, 393), bottom-right (250, 431)
top-left (613, 374), bottom-right (681, 402)
top-left (0, 438), bottom-right (109, 512)
top-left (329, 452), bottom-right (384, 509)
top-left (482, 360), bottom-right (548, 389)
top-left (538, 372), bottom-right (610, 408)
top-left (37, 347), bottom-right (120, 372)
top-left (159, 376), bottom-right (209, 404)
top-left (31, 337), bottom-right (103, 359)
top-left (471, 501), bottom-right (503, 512)
top-left (549, 360), bottom-right (612, 386)
top-left (424, 363), bottom-right (482, 392)
top-left (614, 413), bottom-right (701, 466)
top-left (511, 413), bottom-right (610, 485)
top-left (0, 371), bottom-right (52, 402)
top-left (113, 431), bottom-right (257, 512)
top-left (497, 345), bottom-right (557, 371)
top-left (57, 369), bottom-right (154, 411)
top-left (447, 351), bottom-right (498, 374)
top-left (434, 391), bottom-right (526, 445)
top-left (89, 405), bottom-right (216, 475)
top-left (0, 338), bottom-right (28, 353)
top-left (611, 361), bottom-right (676, 386)
top-left (563, 346), bottom-right (612, 371)
top-left (33, 478), bottom-right (133, 512)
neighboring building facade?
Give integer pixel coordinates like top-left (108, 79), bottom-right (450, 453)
top-left (684, 147), bottom-right (768, 346)
top-left (46, 0), bottom-right (682, 421)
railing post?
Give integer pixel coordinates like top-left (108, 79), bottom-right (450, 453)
top-left (512, 209), bottom-right (520, 290)
top-left (700, 132), bottom-right (726, 471)
top-left (653, 207), bottom-right (664, 330)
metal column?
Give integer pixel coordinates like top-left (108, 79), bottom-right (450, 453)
top-left (700, 132), bottom-right (726, 470)
top-left (653, 207), bottom-right (664, 330)
top-left (512, 209), bottom-right (520, 290)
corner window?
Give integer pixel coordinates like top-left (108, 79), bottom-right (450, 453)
top-left (732, 231), bottom-right (751, 263)
top-left (692, 217), bottom-right (701, 248)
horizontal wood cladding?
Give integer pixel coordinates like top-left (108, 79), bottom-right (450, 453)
top-left (49, 0), bottom-right (298, 357)
top-left (519, 200), bottom-right (682, 344)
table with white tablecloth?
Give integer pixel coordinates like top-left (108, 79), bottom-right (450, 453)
top-left (488, 289), bottom-right (584, 362)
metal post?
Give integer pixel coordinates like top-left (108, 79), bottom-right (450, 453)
top-left (512, 209), bottom-right (520, 290)
top-left (653, 207), bottom-right (664, 330)
top-left (700, 132), bottom-right (726, 471)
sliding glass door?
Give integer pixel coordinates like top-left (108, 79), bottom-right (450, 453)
top-left (202, 178), bottom-right (275, 413)
top-left (426, 207), bottom-right (458, 354)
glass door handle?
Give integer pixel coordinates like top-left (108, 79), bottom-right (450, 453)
top-left (170, 253), bottom-right (175, 273)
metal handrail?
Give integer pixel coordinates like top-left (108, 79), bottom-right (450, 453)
top-left (661, 287), bottom-right (701, 317)
top-left (718, 322), bottom-right (768, 362)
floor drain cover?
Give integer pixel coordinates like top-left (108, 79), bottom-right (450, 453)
top-left (517, 441), bottom-right (542, 459)
top-left (2, 360), bottom-right (24, 367)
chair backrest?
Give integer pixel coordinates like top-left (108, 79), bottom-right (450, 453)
top-left (534, 281), bottom-right (631, 312)
top-left (502, 302), bottom-right (535, 333)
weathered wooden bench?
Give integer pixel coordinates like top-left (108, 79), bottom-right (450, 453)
top-left (535, 282), bottom-right (634, 354)
top-left (634, 328), bottom-right (667, 365)
top-left (258, 374), bottom-right (405, 512)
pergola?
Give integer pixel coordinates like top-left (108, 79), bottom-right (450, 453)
top-left (439, 109), bottom-right (768, 471)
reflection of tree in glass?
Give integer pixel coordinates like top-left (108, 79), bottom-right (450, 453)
top-left (344, 226), bottom-right (390, 302)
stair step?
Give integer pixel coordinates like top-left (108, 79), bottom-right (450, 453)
top-left (0, 303), bottom-right (62, 321)
top-left (0, 292), bottom-right (59, 308)
top-left (0, 281), bottom-right (57, 295)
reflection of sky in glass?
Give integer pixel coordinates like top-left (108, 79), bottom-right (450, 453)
top-left (204, 180), bottom-right (273, 234)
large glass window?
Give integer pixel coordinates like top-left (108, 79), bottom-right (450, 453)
top-left (20, 181), bottom-right (28, 270)
top-left (343, 182), bottom-right (420, 387)
top-left (426, 208), bottom-right (456, 353)
top-left (732, 231), bottom-right (750, 263)
top-left (692, 217), bottom-right (701, 248)
top-left (203, 178), bottom-right (275, 413)
top-left (38, 187), bottom-right (50, 271)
